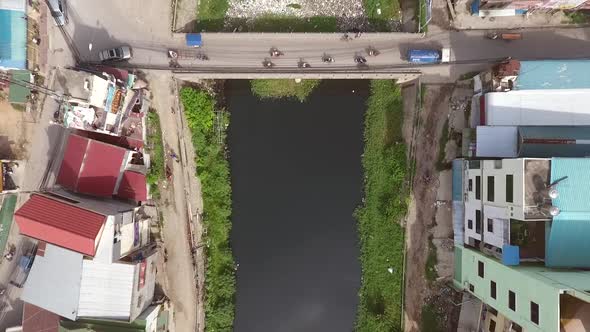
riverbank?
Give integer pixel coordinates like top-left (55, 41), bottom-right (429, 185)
top-left (180, 86), bottom-right (235, 332)
top-left (355, 80), bottom-right (408, 331)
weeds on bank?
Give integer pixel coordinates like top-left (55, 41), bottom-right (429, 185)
top-left (355, 80), bottom-right (408, 332)
top-left (250, 79), bottom-right (321, 102)
top-left (180, 87), bottom-right (235, 332)
top-left (146, 109), bottom-right (165, 200)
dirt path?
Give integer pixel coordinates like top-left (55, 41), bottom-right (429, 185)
top-left (147, 72), bottom-right (204, 332)
top-left (403, 84), bottom-right (453, 332)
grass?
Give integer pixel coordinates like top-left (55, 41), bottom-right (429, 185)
top-left (250, 79), bottom-right (321, 102)
top-left (180, 87), bottom-right (235, 332)
top-left (435, 119), bottom-right (451, 171)
top-left (425, 235), bottom-right (438, 282)
top-left (364, 0), bottom-right (401, 30)
top-left (196, 0), bottom-right (230, 31)
top-left (417, 0), bottom-right (428, 32)
top-left (421, 304), bottom-right (445, 332)
top-left (355, 80), bottom-right (408, 332)
top-left (146, 109), bottom-right (165, 200)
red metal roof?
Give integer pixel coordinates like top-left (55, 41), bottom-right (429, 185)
top-left (117, 170), bottom-right (147, 202)
top-left (15, 194), bottom-right (106, 256)
top-left (22, 302), bottom-right (59, 332)
top-left (57, 134), bottom-right (128, 197)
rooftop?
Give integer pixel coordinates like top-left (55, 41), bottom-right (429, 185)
top-left (0, 6), bottom-right (26, 70)
top-left (57, 133), bottom-right (147, 201)
top-left (8, 70), bottom-right (31, 104)
top-left (523, 159), bottom-right (551, 219)
top-left (21, 302), bottom-right (59, 332)
top-left (515, 60), bottom-right (590, 91)
top-left (546, 158), bottom-right (590, 268)
top-left (15, 194), bottom-right (106, 256)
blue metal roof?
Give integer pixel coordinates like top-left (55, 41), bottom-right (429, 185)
top-left (515, 60), bottom-right (590, 90)
top-left (0, 9), bottom-right (27, 69)
top-left (546, 158), bottom-right (590, 268)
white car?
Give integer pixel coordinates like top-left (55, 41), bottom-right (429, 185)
top-left (98, 46), bottom-right (132, 62)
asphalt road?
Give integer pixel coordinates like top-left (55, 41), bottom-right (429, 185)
top-left (57, 1), bottom-right (590, 80)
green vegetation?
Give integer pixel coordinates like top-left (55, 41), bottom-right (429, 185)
top-left (425, 235), bottom-right (438, 282)
top-left (196, 0), bottom-right (230, 31)
top-left (250, 79), bottom-right (321, 102)
top-left (146, 109), bottom-right (165, 200)
top-left (566, 11), bottom-right (590, 24)
top-left (355, 80), bottom-right (408, 332)
top-left (250, 15), bottom-right (337, 32)
top-left (287, 3), bottom-right (302, 9)
top-left (417, 0), bottom-right (428, 32)
top-left (436, 119), bottom-right (451, 171)
top-left (364, 0), bottom-right (401, 30)
top-left (421, 304), bottom-right (445, 332)
top-left (180, 87), bottom-right (235, 332)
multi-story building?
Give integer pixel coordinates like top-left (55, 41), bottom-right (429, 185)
top-left (459, 157), bottom-right (590, 268)
top-left (453, 246), bottom-right (590, 332)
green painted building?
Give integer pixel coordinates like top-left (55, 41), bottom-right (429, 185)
top-left (453, 246), bottom-right (590, 332)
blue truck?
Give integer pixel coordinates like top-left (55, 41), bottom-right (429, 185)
top-left (407, 48), bottom-right (450, 64)
top-left (186, 33), bottom-right (202, 47)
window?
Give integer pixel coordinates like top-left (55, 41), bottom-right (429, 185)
top-left (487, 176), bottom-right (495, 202)
top-left (489, 319), bottom-right (497, 332)
top-left (508, 290), bottom-right (516, 311)
top-left (487, 218), bottom-right (494, 233)
top-left (506, 175), bottom-right (514, 203)
top-left (488, 306), bottom-right (498, 316)
top-left (469, 179), bottom-right (473, 192)
top-left (469, 283), bottom-right (475, 292)
top-left (468, 219), bottom-right (473, 230)
top-left (476, 176), bottom-right (481, 200)
top-left (511, 323), bottom-right (523, 332)
top-left (475, 210), bottom-right (482, 234)
top-left (490, 281), bottom-right (496, 299)
top-left (530, 302), bottom-right (539, 325)
top-left (478, 261), bottom-right (485, 278)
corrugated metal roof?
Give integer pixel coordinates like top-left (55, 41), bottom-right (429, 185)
top-left (21, 244), bottom-right (83, 320)
top-left (516, 60), bottom-right (590, 90)
top-left (117, 171), bottom-right (147, 202)
top-left (546, 158), bottom-right (590, 268)
top-left (476, 126), bottom-right (518, 157)
top-left (57, 134), bottom-right (128, 198)
top-left (15, 194), bottom-right (106, 256)
top-left (77, 260), bottom-right (135, 320)
top-left (485, 89), bottom-right (590, 126)
top-left (519, 126), bottom-right (590, 157)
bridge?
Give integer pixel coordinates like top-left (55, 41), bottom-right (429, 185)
top-left (52, 0), bottom-right (590, 81)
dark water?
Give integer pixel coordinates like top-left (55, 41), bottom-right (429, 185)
top-left (228, 80), bottom-right (368, 332)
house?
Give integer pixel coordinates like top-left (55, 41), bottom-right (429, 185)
top-left (453, 246), bottom-right (590, 332)
top-left (476, 126), bottom-right (590, 158)
top-left (18, 302), bottom-right (168, 332)
top-left (55, 68), bottom-right (148, 149)
top-left (0, 1), bottom-right (26, 70)
top-left (15, 193), bottom-right (151, 260)
top-left (457, 157), bottom-right (590, 268)
top-left (55, 133), bottom-right (149, 202)
top-left (21, 242), bottom-right (156, 322)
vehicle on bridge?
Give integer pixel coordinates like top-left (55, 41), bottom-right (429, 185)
top-left (269, 48), bottom-right (284, 57)
top-left (262, 58), bottom-right (275, 68)
top-left (186, 33), bottom-right (202, 47)
top-left (168, 49), bottom-right (208, 61)
top-left (322, 54), bottom-right (335, 63)
top-left (407, 48), bottom-right (450, 64)
top-left (486, 32), bottom-right (523, 41)
top-left (298, 59), bottom-right (311, 68)
top-left (366, 47), bottom-right (380, 56)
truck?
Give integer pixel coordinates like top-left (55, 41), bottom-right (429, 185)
top-left (407, 48), bottom-right (451, 64)
top-left (186, 33), bottom-right (202, 48)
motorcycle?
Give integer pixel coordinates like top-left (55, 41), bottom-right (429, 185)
top-left (269, 47), bottom-right (284, 57)
top-left (366, 47), bottom-right (380, 56)
top-left (262, 58), bottom-right (275, 68)
top-left (298, 59), bottom-right (311, 68)
top-left (340, 33), bottom-right (352, 41)
top-left (354, 55), bottom-right (367, 64)
top-left (196, 53), bottom-right (209, 61)
top-left (322, 54), bottom-right (335, 63)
